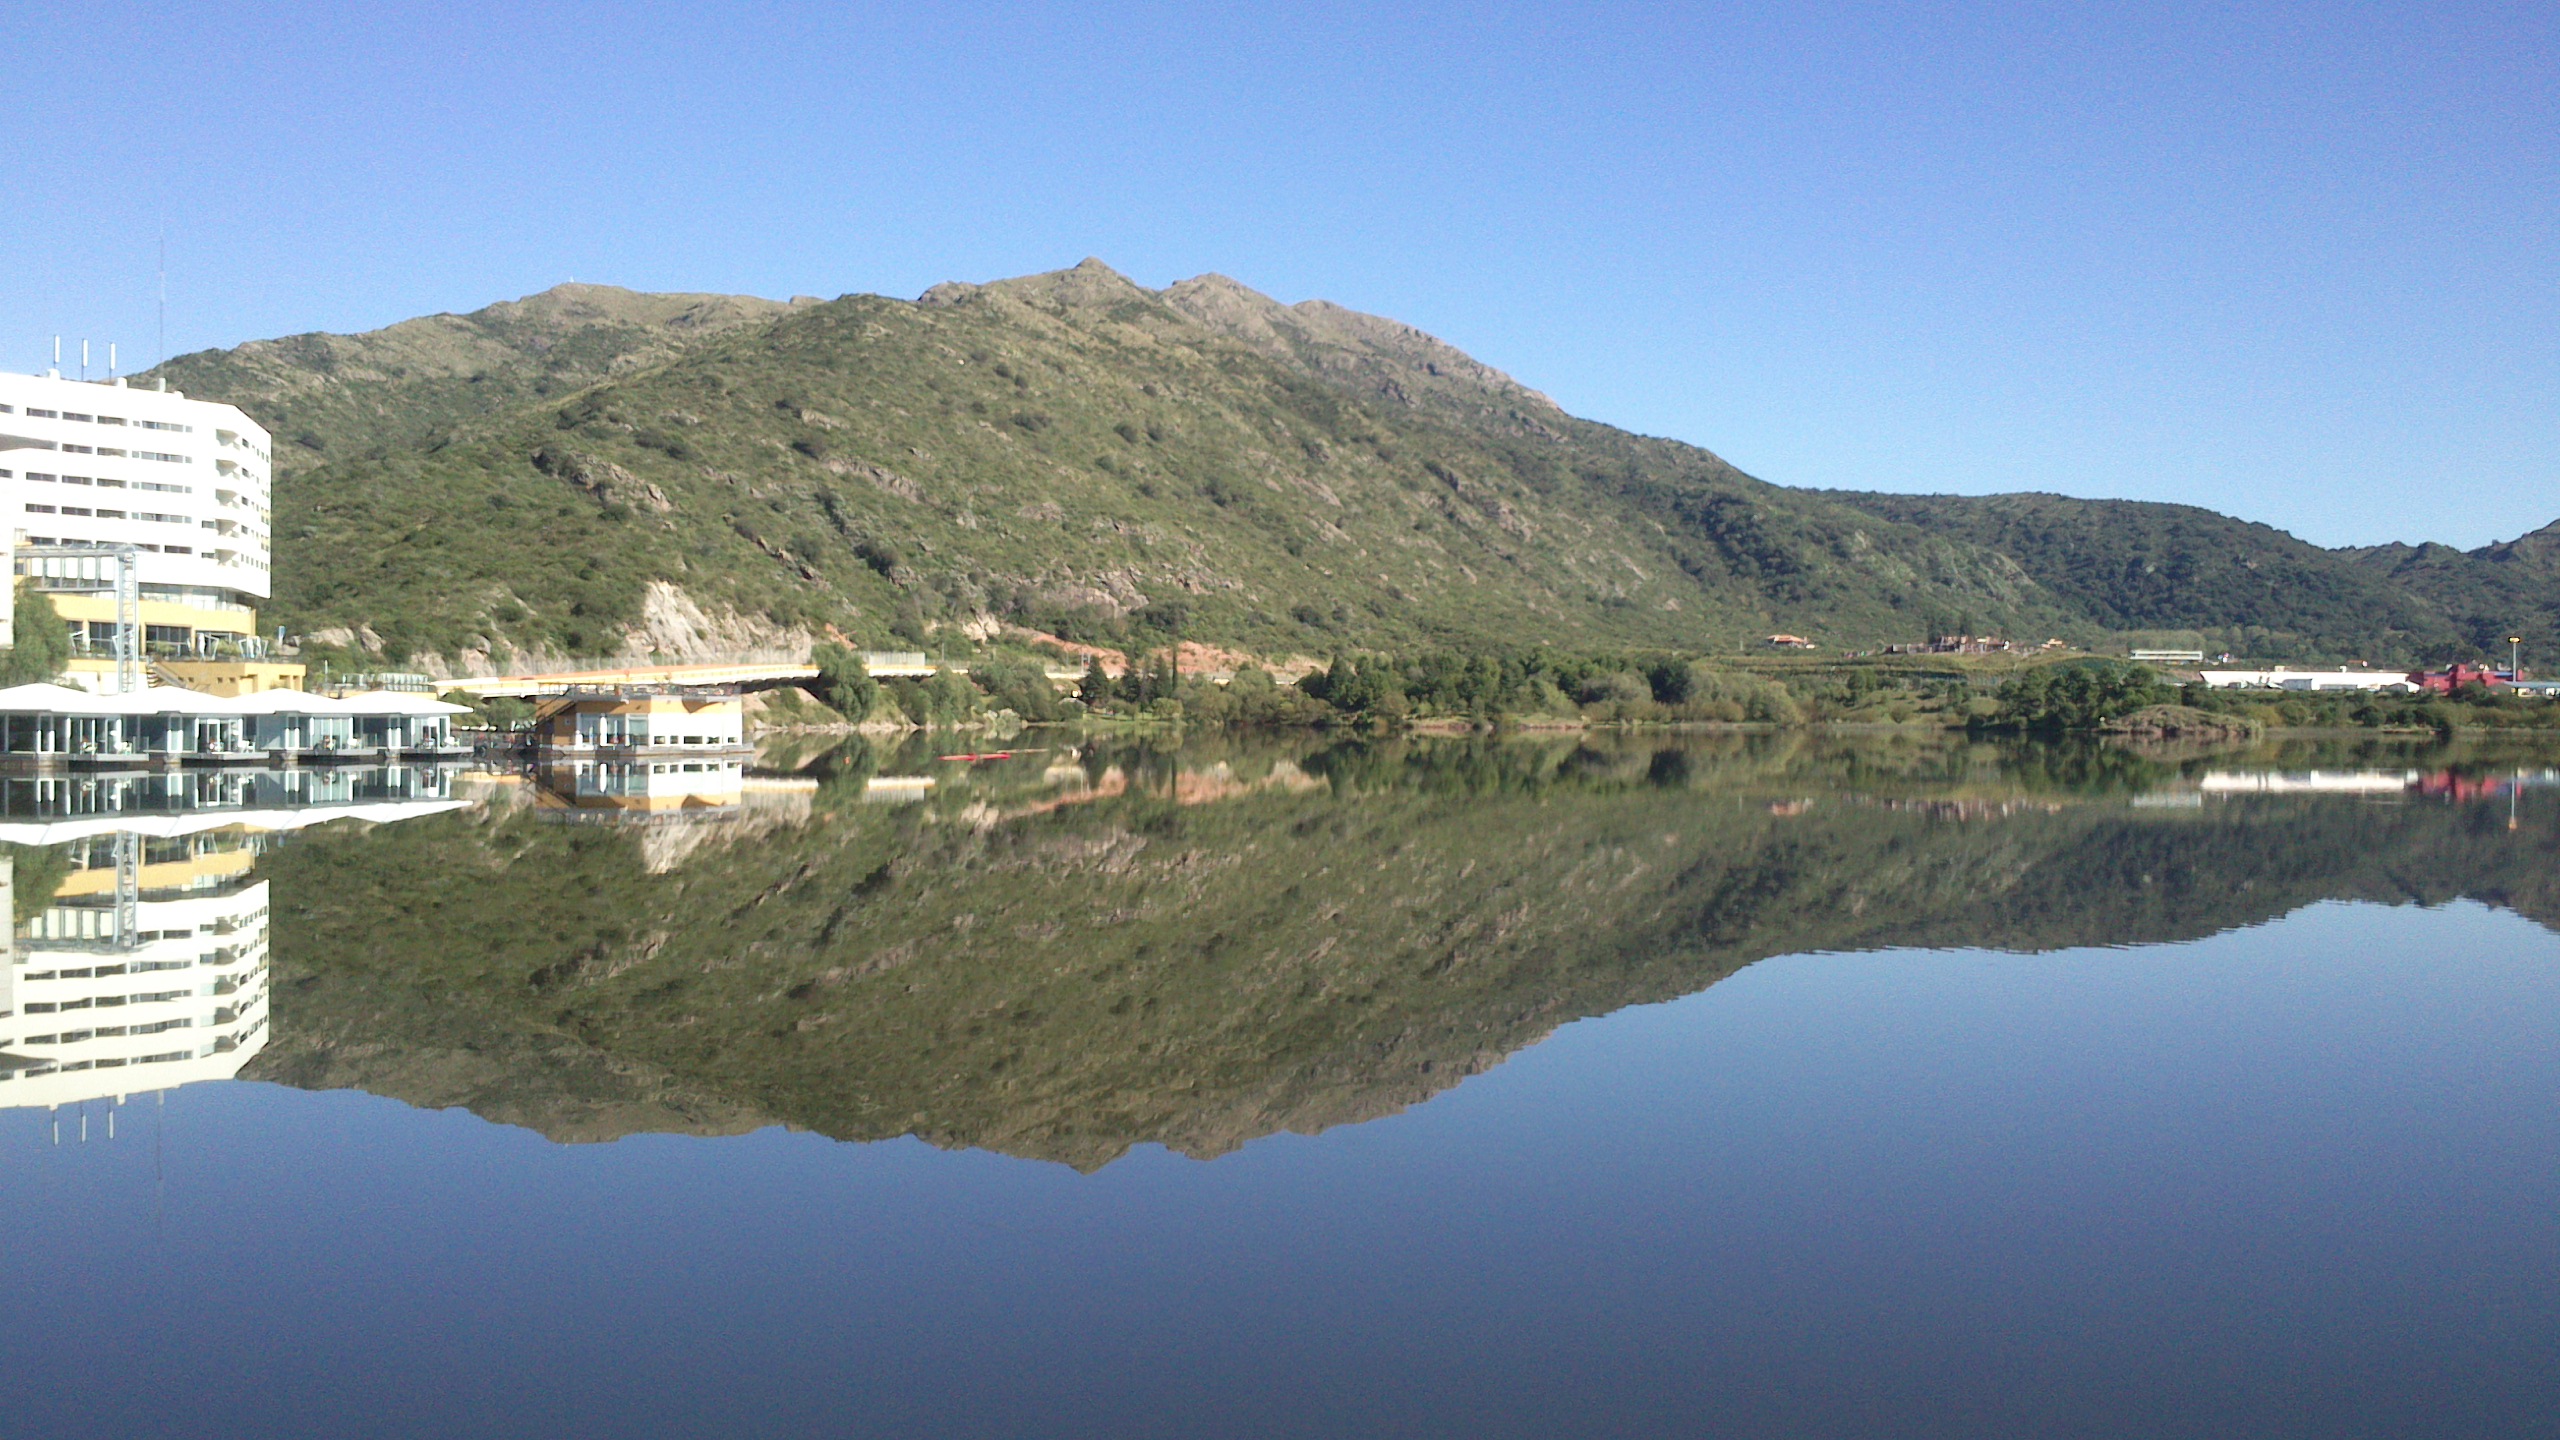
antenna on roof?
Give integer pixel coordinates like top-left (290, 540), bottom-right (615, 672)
top-left (157, 233), bottom-right (167, 368)
top-left (81, 339), bottom-right (89, 382)
top-left (109, 342), bottom-right (117, 379)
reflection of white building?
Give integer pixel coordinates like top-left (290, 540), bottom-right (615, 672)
top-left (0, 765), bottom-right (474, 1112)
top-left (2197, 770), bottom-right (2424, 794)
top-left (0, 761), bottom-right (467, 827)
top-left (0, 838), bottom-right (272, 1109)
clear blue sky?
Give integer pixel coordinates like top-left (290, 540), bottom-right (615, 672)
top-left (4, 2), bottom-right (2550, 547)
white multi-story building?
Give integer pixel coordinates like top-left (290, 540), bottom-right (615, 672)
top-left (0, 370), bottom-right (298, 693)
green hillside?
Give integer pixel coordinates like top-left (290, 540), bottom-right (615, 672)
top-left (1825, 490), bottom-right (2471, 661)
top-left (156, 283), bottom-right (811, 476)
top-left (2344, 520), bottom-right (2560, 661)
top-left (151, 264), bottom-right (2084, 665)
top-left (146, 262), bottom-right (2552, 669)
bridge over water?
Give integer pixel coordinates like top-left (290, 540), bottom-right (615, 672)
top-left (439, 654), bottom-right (1084, 699)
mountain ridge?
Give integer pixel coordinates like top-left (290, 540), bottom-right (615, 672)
top-left (145, 262), bottom-right (2551, 667)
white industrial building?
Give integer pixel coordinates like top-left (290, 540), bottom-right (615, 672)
top-left (2194, 667), bottom-right (2420, 693)
top-left (0, 370), bottom-right (296, 694)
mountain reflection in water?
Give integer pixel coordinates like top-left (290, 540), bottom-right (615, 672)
top-left (98, 732), bottom-right (2538, 1165)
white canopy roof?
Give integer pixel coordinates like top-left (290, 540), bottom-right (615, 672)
top-left (0, 683), bottom-right (131, 715)
top-left (0, 684), bottom-right (467, 719)
top-left (322, 690), bottom-right (472, 717)
top-left (0, 798), bottom-right (472, 846)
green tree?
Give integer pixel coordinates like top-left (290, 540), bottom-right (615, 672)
top-left (813, 643), bottom-right (878, 721)
top-left (969, 656), bottom-right (1063, 722)
top-left (0, 583), bottom-right (72, 687)
top-left (1985, 660), bottom-right (2172, 733)
top-left (1078, 655), bottom-right (1114, 709)
top-left (1300, 655), bottom-right (1406, 722)
top-left (898, 667), bottom-right (980, 726)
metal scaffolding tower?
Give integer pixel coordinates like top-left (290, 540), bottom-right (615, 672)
top-left (15, 543), bottom-right (143, 693)
top-left (112, 830), bottom-right (139, 949)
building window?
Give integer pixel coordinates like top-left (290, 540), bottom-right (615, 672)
top-left (26, 408), bottom-right (56, 418)
top-left (97, 416), bottom-right (125, 426)
top-left (24, 504), bottom-right (55, 514)
top-left (62, 412), bottom-right (91, 423)
top-left (26, 472), bottom-right (53, 482)
top-left (62, 444), bottom-right (93, 455)
top-left (60, 506), bottom-right (91, 517)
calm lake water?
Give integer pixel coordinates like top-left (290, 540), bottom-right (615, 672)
top-left (2, 734), bottom-right (2555, 1438)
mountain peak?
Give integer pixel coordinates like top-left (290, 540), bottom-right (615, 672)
top-left (1161, 272), bottom-right (1561, 423)
top-left (918, 257), bottom-right (1153, 312)
top-left (2475, 517), bottom-right (2560, 571)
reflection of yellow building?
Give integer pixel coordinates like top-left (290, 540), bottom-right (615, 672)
top-left (535, 758), bottom-right (747, 816)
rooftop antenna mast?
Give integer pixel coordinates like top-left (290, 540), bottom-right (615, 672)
top-left (80, 339), bottom-right (89, 382)
top-left (157, 233), bottom-right (167, 368)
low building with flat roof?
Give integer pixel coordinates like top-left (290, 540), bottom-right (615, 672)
top-left (532, 691), bottom-right (748, 753)
top-left (0, 683), bottom-right (467, 766)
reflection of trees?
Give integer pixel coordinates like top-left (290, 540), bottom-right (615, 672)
top-left (247, 734), bottom-right (2560, 1167)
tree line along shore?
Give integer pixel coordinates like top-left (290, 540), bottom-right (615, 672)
top-left (674, 642), bottom-right (2560, 738)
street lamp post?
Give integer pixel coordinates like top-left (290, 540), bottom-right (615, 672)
top-left (2509, 634), bottom-right (2524, 680)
